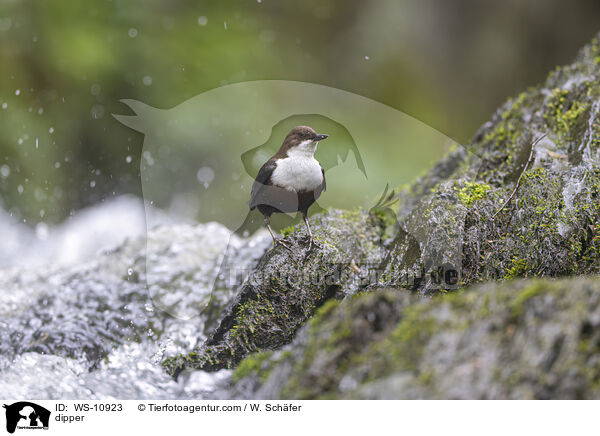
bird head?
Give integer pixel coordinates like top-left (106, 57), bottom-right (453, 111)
top-left (278, 126), bottom-right (328, 157)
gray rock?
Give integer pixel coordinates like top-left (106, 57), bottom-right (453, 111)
top-left (162, 209), bottom-right (390, 375)
top-left (378, 32), bottom-right (600, 293)
top-left (234, 279), bottom-right (600, 399)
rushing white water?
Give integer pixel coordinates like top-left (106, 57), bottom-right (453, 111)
top-left (0, 195), bottom-right (179, 269)
top-left (0, 197), bottom-right (272, 399)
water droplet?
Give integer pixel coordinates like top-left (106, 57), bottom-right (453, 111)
top-left (198, 16), bottom-right (208, 26)
top-left (125, 155), bottom-right (132, 163)
top-left (127, 268), bottom-right (134, 276)
top-left (128, 28), bottom-right (138, 38)
top-left (0, 165), bottom-right (10, 178)
top-left (90, 180), bottom-right (96, 188)
top-left (142, 76), bottom-right (152, 86)
top-left (15, 89), bottom-right (20, 96)
top-left (197, 166), bottom-right (215, 188)
top-left (49, 127), bottom-right (54, 134)
top-left (364, 55), bottom-right (370, 60)
top-left (1, 102), bottom-right (7, 109)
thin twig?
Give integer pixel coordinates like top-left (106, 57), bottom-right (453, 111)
top-left (491, 134), bottom-right (547, 219)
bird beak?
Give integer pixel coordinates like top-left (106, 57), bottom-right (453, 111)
top-left (314, 134), bottom-right (328, 141)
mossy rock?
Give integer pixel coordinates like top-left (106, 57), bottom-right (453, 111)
top-left (164, 33), bottom-right (600, 388)
top-left (162, 209), bottom-right (389, 376)
top-left (379, 32), bottom-right (600, 293)
top-left (238, 277), bottom-right (600, 399)
top-left (228, 33), bottom-right (600, 398)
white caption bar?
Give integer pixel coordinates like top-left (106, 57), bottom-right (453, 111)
top-left (0, 400), bottom-right (596, 436)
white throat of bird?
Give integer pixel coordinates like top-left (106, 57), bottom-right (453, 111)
top-left (287, 139), bottom-right (318, 158)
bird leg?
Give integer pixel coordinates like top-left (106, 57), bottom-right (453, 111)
top-left (264, 216), bottom-right (292, 251)
top-left (302, 212), bottom-right (320, 251)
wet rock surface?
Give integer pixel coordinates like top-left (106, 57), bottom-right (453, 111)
top-left (380, 33), bottom-right (600, 292)
top-left (162, 209), bottom-right (389, 375)
top-left (234, 279), bottom-right (600, 399)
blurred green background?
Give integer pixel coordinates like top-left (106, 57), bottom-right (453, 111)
top-left (1, 0), bottom-right (600, 225)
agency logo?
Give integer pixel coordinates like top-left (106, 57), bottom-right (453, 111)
top-left (3, 402), bottom-right (50, 434)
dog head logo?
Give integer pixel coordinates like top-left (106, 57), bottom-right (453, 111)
top-left (3, 402), bottom-right (50, 434)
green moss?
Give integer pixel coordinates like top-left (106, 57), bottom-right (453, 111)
top-left (417, 368), bottom-right (435, 385)
top-left (281, 225), bottom-right (296, 237)
top-left (309, 299), bottom-right (341, 327)
top-left (544, 88), bottom-right (589, 141)
top-left (232, 350), bottom-right (274, 382)
top-left (475, 293), bottom-right (492, 318)
top-left (369, 207), bottom-right (397, 240)
top-left (504, 257), bottom-right (529, 281)
top-left (340, 209), bottom-right (364, 223)
top-left (227, 294), bottom-right (280, 350)
top-left (509, 282), bottom-right (544, 317)
top-left (377, 304), bottom-right (438, 372)
top-left (457, 182), bottom-right (491, 207)
top-left (483, 122), bottom-right (518, 148)
top-left (478, 91), bottom-right (535, 161)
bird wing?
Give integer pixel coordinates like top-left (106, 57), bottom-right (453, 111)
top-left (310, 165), bottom-right (327, 201)
top-left (249, 159), bottom-right (277, 210)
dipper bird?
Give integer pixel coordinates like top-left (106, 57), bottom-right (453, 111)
top-left (249, 126), bottom-right (328, 251)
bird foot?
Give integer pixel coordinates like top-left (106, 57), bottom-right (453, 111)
top-left (304, 236), bottom-right (321, 252)
top-left (273, 238), bottom-right (293, 252)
